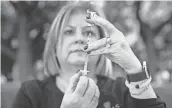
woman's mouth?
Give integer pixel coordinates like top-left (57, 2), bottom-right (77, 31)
top-left (72, 49), bottom-right (85, 53)
top-left (67, 47), bottom-right (86, 64)
top-left (69, 47), bottom-right (85, 54)
top-left (70, 50), bottom-right (86, 57)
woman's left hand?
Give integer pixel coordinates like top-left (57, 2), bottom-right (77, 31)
top-left (85, 14), bottom-right (142, 74)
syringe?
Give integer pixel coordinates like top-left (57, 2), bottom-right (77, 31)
top-left (80, 9), bottom-right (95, 75)
top-left (80, 30), bottom-right (91, 75)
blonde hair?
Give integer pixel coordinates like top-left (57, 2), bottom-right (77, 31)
top-left (43, 2), bottom-right (113, 78)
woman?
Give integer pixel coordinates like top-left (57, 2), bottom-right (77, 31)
top-left (13, 2), bottom-right (166, 108)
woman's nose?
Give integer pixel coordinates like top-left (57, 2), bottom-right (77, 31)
top-left (75, 39), bottom-right (85, 44)
top-left (75, 32), bottom-right (86, 44)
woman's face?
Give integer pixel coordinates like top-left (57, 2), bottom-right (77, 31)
top-left (57, 12), bottom-right (100, 67)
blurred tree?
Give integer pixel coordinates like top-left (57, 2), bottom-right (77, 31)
top-left (1, 1), bottom-right (172, 82)
top-left (1, 2), bottom-right (17, 79)
top-left (1, 1), bottom-right (67, 82)
top-left (135, 1), bottom-right (172, 77)
top-left (9, 1), bottom-right (39, 82)
top-left (104, 1), bottom-right (172, 79)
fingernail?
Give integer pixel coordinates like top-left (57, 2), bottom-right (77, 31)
top-left (76, 70), bottom-right (80, 73)
top-left (94, 14), bottom-right (98, 18)
top-left (87, 51), bottom-right (91, 54)
top-left (86, 9), bottom-right (91, 19)
top-left (78, 71), bottom-right (82, 76)
top-left (84, 45), bottom-right (88, 50)
top-left (76, 70), bottom-right (82, 76)
top-left (106, 37), bottom-right (111, 43)
top-left (86, 15), bottom-right (90, 19)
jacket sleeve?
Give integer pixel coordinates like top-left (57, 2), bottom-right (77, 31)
top-left (115, 77), bottom-right (166, 108)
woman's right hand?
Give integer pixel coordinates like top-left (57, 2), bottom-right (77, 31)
top-left (60, 72), bottom-right (100, 108)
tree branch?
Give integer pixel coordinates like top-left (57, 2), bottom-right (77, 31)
top-left (10, 1), bottom-right (50, 23)
top-left (9, 1), bottom-right (25, 13)
top-left (135, 1), bottom-right (143, 24)
top-left (9, 1), bottom-right (18, 10)
top-left (36, 9), bottom-right (52, 24)
top-left (10, 1), bottom-right (38, 15)
top-left (20, 1), bottom-right (38, 14)
top-left (1, 44), bottom-right (16, 61)
top-left (29, 1), bottom-right (38, 12)
top-left (134, 1), bottom-right (151, 42)
top-left (154, 14), bottom-right (172, 35)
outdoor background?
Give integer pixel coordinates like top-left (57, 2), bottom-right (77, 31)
top-left (1, 1), bottom-right (172, 108)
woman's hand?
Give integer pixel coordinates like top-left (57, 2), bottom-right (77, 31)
top-left (61, 72), bottom-right (100, 108)
top-left (85, 14), bottom-right (142, 74)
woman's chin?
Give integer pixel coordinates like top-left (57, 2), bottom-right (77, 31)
top-left (67, 53), bottom-right (86, 66)
top-left (68, 59), bottom-right (85, 66)
top-left (68, 60), bottom-right (85, 66)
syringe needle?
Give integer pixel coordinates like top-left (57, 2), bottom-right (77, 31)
top-left (81, 32), bottom-right (91, 75)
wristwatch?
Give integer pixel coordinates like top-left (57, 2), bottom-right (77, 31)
top-left (126, 61), bottom-right (150, 83)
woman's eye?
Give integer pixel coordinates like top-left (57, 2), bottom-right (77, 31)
top-left (64, 30), bottom-right (74, 35)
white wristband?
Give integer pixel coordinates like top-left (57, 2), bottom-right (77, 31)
top-left (125, 76), bottom-right (152, 95)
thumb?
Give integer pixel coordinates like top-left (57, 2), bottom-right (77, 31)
top-left (66, 71), bottom-right (82, 93)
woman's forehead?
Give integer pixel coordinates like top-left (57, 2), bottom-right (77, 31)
top-left (66, 12), bottom-right (90, 27)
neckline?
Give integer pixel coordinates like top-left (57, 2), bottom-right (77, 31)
top-left (50, 75), bottom-right (64, 95)
top-left (48, 75), bottom-right (110, 95)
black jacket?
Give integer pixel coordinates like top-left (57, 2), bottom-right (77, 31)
top-left (12, 75), bottom-right (166, 108)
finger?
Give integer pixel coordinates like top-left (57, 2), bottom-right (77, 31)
top-left (84, 78), bottom-right (96, 101)
top-left (89, 101), bottom-right (99, 108)
top-left (67, 71), bottom-right (82, 93)
top-left (90, 86), bottom-right (100, 107)
top-left (88, 41), bottom-right (122, 56)
top-left (88, 46), bottom-right (112, 56)
top-left (74, 76), bottom-right (89, 96)
top-left (85, 14), bottom-right (118, 33)
top-left (85, 37), bottom-right (111, 52)
top-left (95, 86), bottom-right (100, 99)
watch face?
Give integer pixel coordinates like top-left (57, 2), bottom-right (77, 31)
top-left (142, 61), bottom-right (149, 78)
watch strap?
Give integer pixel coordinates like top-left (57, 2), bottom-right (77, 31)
top-left (126, 61), bottom-right (150, 83)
